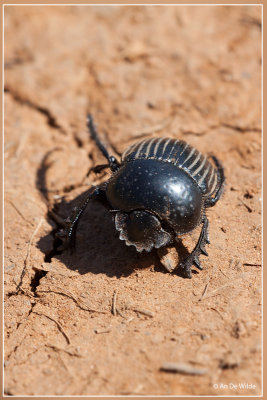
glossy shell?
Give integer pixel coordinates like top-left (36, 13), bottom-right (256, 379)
top-left (106, 159), bottom-right (203, 235)
top-left (106, 137), bottom-right (219, 237)
top-left (122, 137), bottom-right (218, 197)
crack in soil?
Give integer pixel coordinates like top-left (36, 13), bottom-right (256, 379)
top-left (32, 311), bottom-right (71, 344)
top-left (221, 122), bottom-right (261, 133)
top-left (16, 218), bottom-right (44, 294)
top-left (4, 86), bottom-right (67, 135)
top-left (5, 302), bottom-right (36, 360)
top-left (36, 286), bottom-right (107, 314)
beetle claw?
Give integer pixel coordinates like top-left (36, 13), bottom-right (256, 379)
top-left (179, 257), bottom-right (193, 278)
top-left (200, 245), bottom-right (208, 257)
top-left (193, 255), bottom-right (203, 270)
top-left (179, 252), bottom-right (203, 276)
top-left (183, 265), bottom-right (192, 279)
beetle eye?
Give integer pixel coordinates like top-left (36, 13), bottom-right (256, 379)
top-left (115, 210), bottom-right (172, 252)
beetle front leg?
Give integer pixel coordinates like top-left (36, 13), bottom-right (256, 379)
top-left (45, 187), bottom-right (106, 261)
top-left (178, 215), bottom-right (210, 278)
top-left (87, 114), bottom-right (120, 173)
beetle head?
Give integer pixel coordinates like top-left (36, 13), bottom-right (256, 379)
top-left (114, 210), bottom-right (172, 252)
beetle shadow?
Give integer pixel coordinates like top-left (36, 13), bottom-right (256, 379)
top-left (36, 151), bottom-right (158, 277)
top-left (37, 151), bottom-right (192, 279)
top-left (38, 196), bottom-right (159, 278)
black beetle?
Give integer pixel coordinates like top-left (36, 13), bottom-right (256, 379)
top-left (51, 115), bottom-right (225, 278)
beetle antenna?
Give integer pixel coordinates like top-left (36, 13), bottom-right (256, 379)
top-left (87, 114), bottom-right (120, 172)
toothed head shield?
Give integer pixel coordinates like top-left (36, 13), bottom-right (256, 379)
top-left (115, 210), bottom-right (172, 252)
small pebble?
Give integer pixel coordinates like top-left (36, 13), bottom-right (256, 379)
top-left (157, 246), bottom-right (179, 272)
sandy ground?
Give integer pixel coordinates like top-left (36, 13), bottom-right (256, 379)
top-left (4, 5), bottom-right (262, 396)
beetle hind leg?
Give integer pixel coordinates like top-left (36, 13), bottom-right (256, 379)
top-left (178, 215), bottom-right (210, 278)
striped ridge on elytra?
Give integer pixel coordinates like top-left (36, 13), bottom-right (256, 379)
top-left (122, 137), bottom-right (187, 163)
top-left (165, 139), bottom-right (180, 162)
top-left (121, 137), bottom-right (219, 196)
top-left (134, 138), bottom-right (151, 159)
top-left (206, 167), bottom-right (218, 196)
top-left (153, 137), bottom-right (165, 156)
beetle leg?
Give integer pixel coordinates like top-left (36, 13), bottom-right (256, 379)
top-left (205, 156), bottom-right (225, 208)
top-left (45, 187), bottom-right (106, 261)
top-left (87, 114), bottom-right (120, 173)
top-left (179, 215), bottom-right (209, 278)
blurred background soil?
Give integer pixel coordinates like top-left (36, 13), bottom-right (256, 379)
top-left (4, 5), bottom-right (262, 396)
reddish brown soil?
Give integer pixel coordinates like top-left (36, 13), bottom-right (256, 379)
top-left (4, 5), bottom-right (262, 396)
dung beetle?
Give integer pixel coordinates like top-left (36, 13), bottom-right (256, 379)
top-left (52, 115), bottom-right (225, 278)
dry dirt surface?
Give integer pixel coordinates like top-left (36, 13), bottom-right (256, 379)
top-left (4, 5), bottom-right (262, 396)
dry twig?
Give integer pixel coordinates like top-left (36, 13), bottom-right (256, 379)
top-left (132, 308), bottom-right (155, 318)
top-left (238, 197), bottom-right (252, 213)
top-left (198, 277), bottom-right (210, 301)
top-left (112, 289), bottom-right (118, 316)
top-left (94, 328), bottom-right (111, 334)
top-left (243, 262), bottom-right (261, 267)
top-left (209, 307), bottom-right (224, 320)
top-left (160, 362), bottom-right (207, 375)
top-left (45, 344), bottom-right (82, 358)
top-left (198, 280), bottom-right (241, 301)
top-left (7, 199), bottom-right (33, 225)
